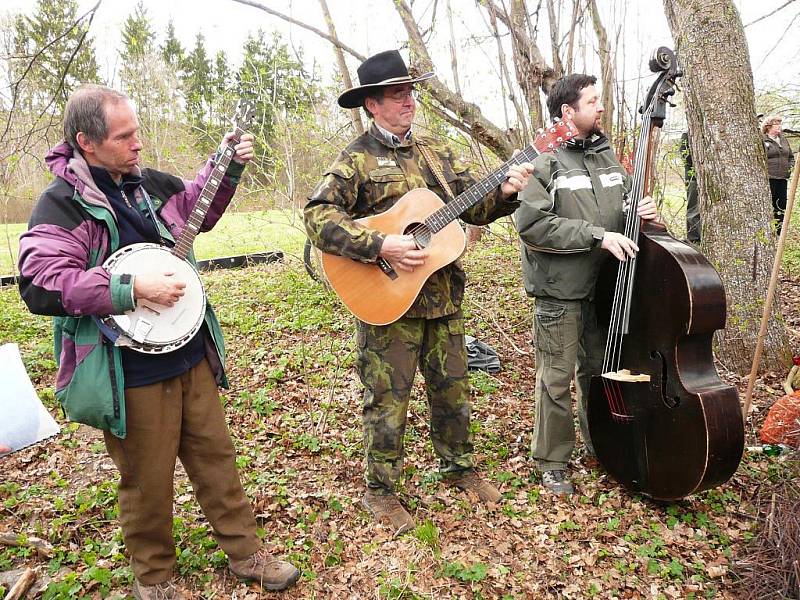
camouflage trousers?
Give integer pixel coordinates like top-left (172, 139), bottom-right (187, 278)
top-left (356, 313), bottom-right (473, 494)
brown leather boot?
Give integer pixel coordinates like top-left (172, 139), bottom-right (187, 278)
top-left (229, 549), bottom-right (301, 591)
top-left (361, 491), bottom-right (415, 535)
top-left (447, 471), bottom-right (502, 503)
top-left (132, 579), bottom-right (185, 600)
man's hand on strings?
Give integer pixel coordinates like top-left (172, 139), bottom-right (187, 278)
top-left (601, 232), bottom-right (639, 262)
top-left (379, 234), bottom-right (428, 272)
top-left (637, 196), bottom-right (659, 221)
top-left (134, 272), bottom-right (187, 307)
top-left (501, 152), bottom-right (535, 197)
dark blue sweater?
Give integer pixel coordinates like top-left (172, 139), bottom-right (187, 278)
top-left (90, 166), bottom-right (205, 388)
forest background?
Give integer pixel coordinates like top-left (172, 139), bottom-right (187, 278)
top-left (0, 0), bottom-right (799, 598)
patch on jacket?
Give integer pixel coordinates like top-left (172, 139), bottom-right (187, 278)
top-left (599, 172), bottom-right (624, 188)
top-left (376, 156), bottom-right (397, 168)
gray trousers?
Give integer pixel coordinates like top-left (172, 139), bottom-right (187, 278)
top-left (531, 297), bottom-right (606, 471)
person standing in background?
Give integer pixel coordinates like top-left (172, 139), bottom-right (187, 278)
top-left (680, 131), bottom-right (701, 243)
top-left (762, 115), bottom-right (795, 234)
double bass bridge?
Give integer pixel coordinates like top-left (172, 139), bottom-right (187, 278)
top-left (601, 370), bottom-right (651, 423)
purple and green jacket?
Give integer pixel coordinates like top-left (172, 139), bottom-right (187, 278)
top-left (18, 142), bottom-right (244, 438)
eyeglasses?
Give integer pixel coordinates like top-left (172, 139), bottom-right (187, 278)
top-left (383, 88), bottom-right (417, 103)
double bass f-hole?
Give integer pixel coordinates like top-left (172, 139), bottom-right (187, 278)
top-left (649, 350), bottom-right (681, 409)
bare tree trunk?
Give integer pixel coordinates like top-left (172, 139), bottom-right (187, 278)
top-left (445, 0), bottom-right (461, 97)
top-left (565, 0), bottom-right (581, 73)
top-left (487, 5), bottom-right (531, 143)
top-left (318, 0), bottom-right (363, 135)
top-left (394, 0), bottom-right (514, 158)
top-left (663, 0), bottom-right (790, 373)
top-left (481, 0), bottom-right (556, 131)
top-left (586, 0), bottom-right (615, 135)
top-left (546, 0), bottom-right (565, 79)
top-left (509, 0), bottom-right (546, 130)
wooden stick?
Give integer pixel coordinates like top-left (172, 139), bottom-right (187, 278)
top-left (0, 533), bottom-right (53, 558)
top-left (767, 491), bottom-right (777, 541)
top-left (742, 157), bottom-right (800, 420)
top-left (6, 567), bottom-right (36, 600)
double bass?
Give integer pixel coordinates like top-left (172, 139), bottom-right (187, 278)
top-left (586, 47), bottom-right (744, 501)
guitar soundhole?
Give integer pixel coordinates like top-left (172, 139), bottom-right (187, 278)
top-left (404, 223), bottom-right (432, 249)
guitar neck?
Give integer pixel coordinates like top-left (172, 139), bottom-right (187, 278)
top-left (424, 144), bottom-right (541, 233)
top-left (171, 127), bottom-right (243, 261)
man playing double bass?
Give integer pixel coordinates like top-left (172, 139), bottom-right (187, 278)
top-left (515, 74), bottom-right (659, 495)
top-left (305, 50), bottom-right (534, 533)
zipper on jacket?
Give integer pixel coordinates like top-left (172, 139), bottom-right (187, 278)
top-left (106, 342), bottom-right (121, 419)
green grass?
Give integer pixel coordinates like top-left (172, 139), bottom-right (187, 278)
top-left (0, 209), bottom-right (307, 276)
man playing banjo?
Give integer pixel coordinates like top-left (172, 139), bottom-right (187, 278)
top-left (18, 84), bottom-right (299, 599)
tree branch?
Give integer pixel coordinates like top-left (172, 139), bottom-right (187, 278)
top-left (228, 0), bottom-right (366, 62)
top-left (745, 0), bottom-right (798, 27)
top-left (394, 0), bottom-right (514, 158)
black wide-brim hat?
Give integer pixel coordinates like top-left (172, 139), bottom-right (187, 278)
top-left (337, 49), bottom-right (434, 109)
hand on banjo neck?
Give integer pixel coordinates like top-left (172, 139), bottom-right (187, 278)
top-left (128, 131), bottom-right (256, 309)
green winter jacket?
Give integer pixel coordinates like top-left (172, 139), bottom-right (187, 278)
top-left (515, 135), bottom-right (631, 301)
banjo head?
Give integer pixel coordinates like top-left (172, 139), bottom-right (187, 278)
top-left (103, 243), bottom-right (206, 354)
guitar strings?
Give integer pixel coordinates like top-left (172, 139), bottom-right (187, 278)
top-left (403, 127), bottom-right (570, 242)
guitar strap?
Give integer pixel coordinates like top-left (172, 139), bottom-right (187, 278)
top-left (417, 141), bottom-right (456, 201)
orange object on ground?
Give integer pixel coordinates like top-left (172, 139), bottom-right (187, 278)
top-left (760, 390), bottom-right (800, 448)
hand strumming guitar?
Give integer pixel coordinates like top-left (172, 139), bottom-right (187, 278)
top-left (379, 234), bottom-right (429, 273)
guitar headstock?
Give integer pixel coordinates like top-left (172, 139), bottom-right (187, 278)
top-left (533, 118), bottom-right (578, 153)
top-left (233, 98), bottom-right (256, 134)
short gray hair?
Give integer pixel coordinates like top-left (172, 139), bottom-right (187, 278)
top-left (761, 114), bottom-right (783, 134)
top-left (63, 84), bottom-right (129, 151)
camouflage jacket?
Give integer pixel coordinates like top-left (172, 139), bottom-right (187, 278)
top-left (305, 122), bottom-right (520, 319)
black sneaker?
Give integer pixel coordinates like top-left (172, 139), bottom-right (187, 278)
top-left (541, 469), bottom-right (575, 495)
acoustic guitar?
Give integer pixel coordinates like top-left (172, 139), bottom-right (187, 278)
top-left (320, 119), bottom-right (577, 325)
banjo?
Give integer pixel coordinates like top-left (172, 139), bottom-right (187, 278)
top-left (102, 100), bottom-right (255, 354)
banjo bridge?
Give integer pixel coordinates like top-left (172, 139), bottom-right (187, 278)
top-left (140, 303), bottom-right (162, 316)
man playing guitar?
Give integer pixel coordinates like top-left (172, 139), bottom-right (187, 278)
top-left (304, 50), bottom-right (534, 534)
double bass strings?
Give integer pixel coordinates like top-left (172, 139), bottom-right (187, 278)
top-left (601, 102), bottom-right (655, 422)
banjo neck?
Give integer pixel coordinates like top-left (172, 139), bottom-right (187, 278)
top-left (171, 125), bottom-right (245, 261)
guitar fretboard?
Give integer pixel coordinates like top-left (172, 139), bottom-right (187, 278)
top-left (172, 127), bottom-right (244, 261)
top-left (424, 144), bottom-right (542, 233)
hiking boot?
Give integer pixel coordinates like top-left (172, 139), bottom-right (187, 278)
top-left (229, 549), bottom-right (301, 591)
top-left (447, 471), bottom-right (502, 503)
top-left (132, 579), bottom-right (184, 600)
top-left (541, 469), bottom-right (575, 495)
top-left (361, 491), bottom-right (415, 535)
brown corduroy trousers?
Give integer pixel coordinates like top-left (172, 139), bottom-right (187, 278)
top-left (103, 359), bottom-right (260, 584)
